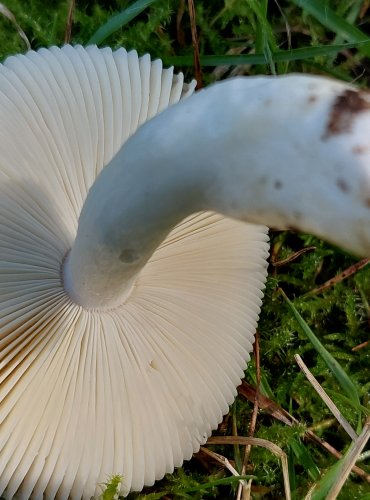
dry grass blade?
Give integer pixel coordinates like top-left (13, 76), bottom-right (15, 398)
top-left (176, 0), bottom-right (186, 47)
top-left (271, 246), bottom-right (316, 267)
top-left (238, 380), bottom-right (293, 426)
top-left (207, 436), bottom-right (291, 500)
top-left (244, 478), bottom-right (252, 499)
top-left (200, 447), bottom-right (248, 487)
top-left (238, 380), bottom-right (370, 482)
top-left (326, 416), bottom-right (370, 499)
top-left (187, 0), bottom-right (202, 87)
top-left (237, 333), bottom-right (261, 500)
top-left (64, 0), bottom-right (75, 44)
top-left (309, 257), bottom-right (370, 294)
top-left (0, 3), bottom-right (30, 49)
top-left (295, 354), bottom-right (358, 441)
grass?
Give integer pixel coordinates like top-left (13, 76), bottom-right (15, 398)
top-left (0, 0), bottom-right (369, 498)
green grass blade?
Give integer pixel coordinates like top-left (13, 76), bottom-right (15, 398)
top-left (249, 368), bottom-right (275, 399)
top-left (290, 0), bottom-right (370, 56)
top-left (333, 1), bottom-right (364, 41)
top-left (288, 446), bottom-right (297, 500)
top-left (289, 438), bottom-right (320, 481)
top-left (310, 418), bottom-right (370, 500)
top-left (281, 290), bottom-right (361, 409)
top-left (326, 389), bottom-right (370, 416)
top-left (173, 474), bottom-right (255, 494)
top-left (309, 458), bottom-right (344, 500)
top-left (163, 41), bottom-right (370, 67)
top-left (137, 475), bottom-right (255, 499)
top-left (87, 0), bottom-right (159, 45)
top-left (246, 0), bottom-right (278, 73)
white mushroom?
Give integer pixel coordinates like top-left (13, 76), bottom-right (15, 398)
top-left (1, 45), bottom-right (370, 499)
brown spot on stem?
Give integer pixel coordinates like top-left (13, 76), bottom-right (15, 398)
top-left (323, 89), bottom-right (370, 139)
top-left (352, 144), bottom-right (367, 155)
top-left (307, 94), bottom-right (317, 104)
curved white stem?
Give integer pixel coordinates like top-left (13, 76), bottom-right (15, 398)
top-left (64, 74), bottom-right (370, 308)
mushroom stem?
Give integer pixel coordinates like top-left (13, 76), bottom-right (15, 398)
top-left (65, 75), bottom-right (370, 308)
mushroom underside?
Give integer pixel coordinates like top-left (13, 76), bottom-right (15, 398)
top-left (0, 45), bottom-right (268, 499)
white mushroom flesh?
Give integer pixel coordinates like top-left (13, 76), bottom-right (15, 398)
top-left (0, 46), bottom-right (268, 499)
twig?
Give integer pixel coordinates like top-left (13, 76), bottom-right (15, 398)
top-left (295, 354), bottom-right (358, 441)
top-left (309, 258), bottom-right (370, 295)
top-left (352, 340), bottom-right (369, 351)
top-left (64, 0), bottom-right (75, 44)
top-left (271, 246), bottom-right (316, 267)
top-left (187, 0), bottom-right (202, 88)
top-left (176, 0), bottom-right (186, 47)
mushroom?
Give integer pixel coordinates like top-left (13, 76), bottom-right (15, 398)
top-left (1, 45), bottom-right (370, 499)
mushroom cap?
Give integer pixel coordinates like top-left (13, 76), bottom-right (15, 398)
top-left (0, 45), bottom-right (269, 499)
